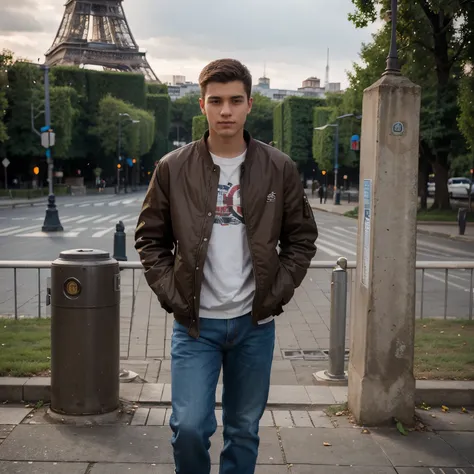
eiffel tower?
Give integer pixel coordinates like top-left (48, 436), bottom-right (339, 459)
top-left (45, 0), bottom-right (160, 82)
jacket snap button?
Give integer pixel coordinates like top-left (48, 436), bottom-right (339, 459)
top-left (208, 212), bottom-right (212, 217)
top-left (195, 266), bottom-right (199, 270)
top-left (204, 238), bottom-right (208, 242)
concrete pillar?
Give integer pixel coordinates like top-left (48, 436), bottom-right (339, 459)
top-left (348, 73), bottom-right (421, 426)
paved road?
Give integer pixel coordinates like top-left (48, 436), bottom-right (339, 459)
top-left (0, 192), bottom-right (473, 319)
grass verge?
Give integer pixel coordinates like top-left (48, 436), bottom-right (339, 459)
top-left (0, 318), bottom-right (51, 377)
top-left (0, 318), bottom-right (473, 380)
top-left (417, 209), bottom-right (474, 222)
top-left (344, 206), bottom-right (358, 219)
top-left (414, 319), bottom-right (474, 380)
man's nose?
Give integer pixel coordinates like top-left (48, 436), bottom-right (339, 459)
top-left (220, 102), bottom-right (232, 116)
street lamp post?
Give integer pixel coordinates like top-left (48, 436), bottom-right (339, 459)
top-left (314, 113), bottom-right (362, 205)
top-left (117, 113), bottom-right (139, 194)
top-left (41, 65), bottom-right (63, 232)
top-left (383, 0), bottom-right (400, 75)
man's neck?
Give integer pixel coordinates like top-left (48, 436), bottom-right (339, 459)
top-left (207, 129), bottom-right (247, 158)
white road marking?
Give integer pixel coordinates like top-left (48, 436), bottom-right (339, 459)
top-left (75, 215), bottom-right (102, 224)
top-left (60, 215), bottom-right (86, 223)
top-left (93, 214), bottom-right (118, 223)
top-left (92, 227), bottom-right (115, 238)
top-left (0, 226), bottom-right (22, 235)
top-left (17, 228), bottom-right (88, 238)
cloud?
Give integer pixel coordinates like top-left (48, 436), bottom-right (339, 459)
top-left (1, 0), bottom-right (381, 89)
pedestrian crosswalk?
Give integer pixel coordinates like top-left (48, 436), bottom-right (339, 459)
top-left (62, 197), bottom-right (144, 208)
top-left (0, 214), bottom-right (139, 238)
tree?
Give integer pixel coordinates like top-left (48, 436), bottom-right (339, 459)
top-left (0, 50), bottom-right (13, 145)
top-left (170, 93), bottom-right (201, 144)
top-left (5, 61), bottom-right (43, 159)
top-left (246, 93), bottom-right (276, 143)
top-left (50, 86), bottom-right (78, 158)
top-left (349, 0), bottom-right (474, 209)
top-left (90, 95), bottom-right (155, 163)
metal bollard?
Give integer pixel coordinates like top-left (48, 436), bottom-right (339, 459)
top-left (314, 257), bottom-right (348, 384)
top-left (458, 208), bottom-right (467, 235)
top-left (49, 249), bottom-right (121, 415)
top-left (113, 220), bottom-right (127, 261)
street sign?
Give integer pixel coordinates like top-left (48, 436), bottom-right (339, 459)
top-left (41, 131), bottom-right (56, 148)
top-left (2, 158), bottom-right (9, 168)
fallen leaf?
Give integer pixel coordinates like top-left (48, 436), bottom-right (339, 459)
top-left (361, 429), bottom-right (370, 434)
top-left (440, 331), bottom-right (444, 334)
top-left (395, 419), bottom-right (408, 436)
top-left (323, 442), bottom-right (332, 447)
top-left (461, 407), bottom-right (469, 414)
top-left (441, 405), bottom-right (449, 412)
top-left (335, 411), bottom-right (344, 416)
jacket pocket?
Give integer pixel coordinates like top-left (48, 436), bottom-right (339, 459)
top-left (260, 263), bottom-right (295, 316)
top-left (156, 266), bottom-right (189, 316)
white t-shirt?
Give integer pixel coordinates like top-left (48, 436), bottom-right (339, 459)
top-left (199, 151), bottom-right (255, 319)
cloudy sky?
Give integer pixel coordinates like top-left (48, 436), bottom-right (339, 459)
top-left (0, 0), bottom-right (381, 90)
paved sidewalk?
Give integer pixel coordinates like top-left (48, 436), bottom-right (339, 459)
top-left (309, 198), bottom-right (356, 216)
top-left (119, 267), bottom-right (348, 386)
top-left (0, 404), bottom-right (472, 473)
top-left (0, 197), bottom-right (47, 209)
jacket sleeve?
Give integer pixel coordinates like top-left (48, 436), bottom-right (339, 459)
top-left (279, 159), bottom-right (318, 290)
top-left (135, 159), bottom-right (175, 296)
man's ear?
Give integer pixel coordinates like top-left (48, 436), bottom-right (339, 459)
top-left (199, 97), bottom-right (206, 115)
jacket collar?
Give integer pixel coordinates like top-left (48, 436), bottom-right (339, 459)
top-left (198, 129), bottom-right (256, 169)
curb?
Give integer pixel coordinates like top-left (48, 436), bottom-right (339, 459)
top-left (0, 199), bottom-right (46, 209)
top-left (417, 227), bottom-right (474, 242)
top-left (310, 205), bottom-right (354, 216)
top-left (1, 378), bottom-right (473, 408)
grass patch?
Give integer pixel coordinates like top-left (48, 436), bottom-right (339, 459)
top-left (416, 208), bottom-right (474, 222)
top-left (1, 318), bottom-right (473, 381)
top-left (0, 318), bottom-right (51, 377)
top-left (344, 206), bottom-right (358, 219)
top-left (415, 319), bottom-right (474, 380)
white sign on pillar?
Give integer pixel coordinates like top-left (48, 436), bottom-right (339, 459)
top-left (361, 178), bottom-right (372, 288)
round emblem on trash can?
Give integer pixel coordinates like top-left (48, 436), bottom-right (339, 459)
top-left (64, 278), bottom-right (81, 299)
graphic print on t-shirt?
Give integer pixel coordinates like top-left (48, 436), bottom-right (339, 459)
top-left (215, 182), bottom-right (244, 226)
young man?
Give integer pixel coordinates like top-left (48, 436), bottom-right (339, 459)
top-left (135, 58), bottom-right (318, 474)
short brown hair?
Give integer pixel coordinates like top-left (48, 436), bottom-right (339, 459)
top-left (199, 59), bottom-right (252, 100)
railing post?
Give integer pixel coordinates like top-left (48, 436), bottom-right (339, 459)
top-left (113, 220), bottom-right (127, 262)
top-left (314, 257), bottom-right (349, 384)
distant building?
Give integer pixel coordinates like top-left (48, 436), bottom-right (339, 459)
top-left (164, 74), bottom-right (342, 101)
top-left (252, 75), bottom-right (342, 101)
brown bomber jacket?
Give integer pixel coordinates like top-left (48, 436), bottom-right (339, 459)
top-left (135, 130), bottom-right (318, 338)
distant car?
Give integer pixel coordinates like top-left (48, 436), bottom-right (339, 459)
top-left (427, 182), bottom-right (435, 197)
top-left (448, 177), bottom-right (472, 199)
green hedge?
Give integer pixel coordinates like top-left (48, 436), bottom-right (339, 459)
top-left (86, 70), bottom-right (146, 112)
top-left (282, 97), bottom-right (325, 163)
top-left (273, 102), bottom-right (284, 151)
top-left (312, 106), bottom-right (334, 170)
top-left (192, 115), bottom-right (208, 141)
top-left (147, 83), bottom-right (168, 95)
top-left (145, 93), bottom-right (171, 163)
top-left (50, 66), bottom-right (87, 96)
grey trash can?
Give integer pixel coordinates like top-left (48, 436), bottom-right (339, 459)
top-left (50, 249), bottom-right (120, 415)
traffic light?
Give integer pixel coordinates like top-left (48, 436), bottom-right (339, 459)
top-left (117, 163), bottom-right (122, 169)
top-left (132, 158), bottom-right (137, 164)
top-left (321, 170), bottom-right (327, 176)
top-left (33, 166), bottom-right (39, 175)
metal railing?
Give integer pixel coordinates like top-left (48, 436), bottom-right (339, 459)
top-left (0, 259), bottom-right (473, 321)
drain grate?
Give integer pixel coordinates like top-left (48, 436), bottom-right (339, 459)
top-left (281, 349), bottom-right (328, 360)
top-left (301, 350), bottom-right (327, 360)
top-left (281, 350), bottom-right (304, 359)
top-left (321, 349), bottom-right (350, 360)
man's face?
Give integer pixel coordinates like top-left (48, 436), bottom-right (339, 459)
top-left (199, 81), bottom-right (253, 139)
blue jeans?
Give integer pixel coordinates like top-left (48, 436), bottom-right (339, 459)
top-left (170, 313), bottom-right (275, 474)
